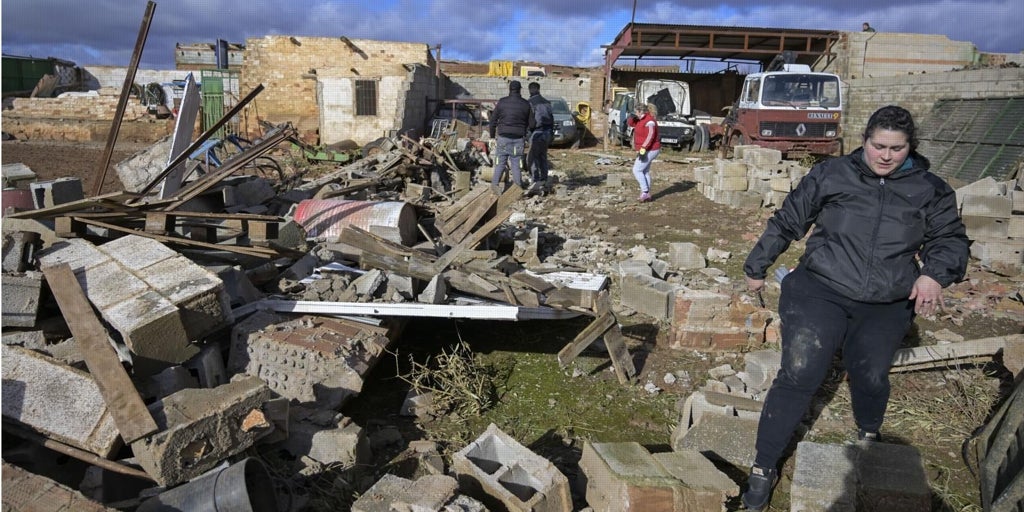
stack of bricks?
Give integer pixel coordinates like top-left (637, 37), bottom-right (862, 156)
top-left (8, 88), bottom-right (151, 121)
top-left (693, 145), bottom-right (810, 209)
top-left (37, 235), bottom-right (233, 375)
top-left (667, 287), bottom-right (778, 352)
top-left (957, 178), bottom-right (1024, 271)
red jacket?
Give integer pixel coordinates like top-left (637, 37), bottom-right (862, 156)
top-left (628, 112), bottom-right (660, 152)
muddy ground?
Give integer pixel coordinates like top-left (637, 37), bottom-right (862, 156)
top-left (3, 138), bottom-right (1022, 511)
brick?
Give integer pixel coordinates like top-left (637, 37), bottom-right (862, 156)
top-left (2, 272), bottom-right (42, 328)
top-left (228, 312), bottom-right (392, 409)
top-left (620, 274), bottom-right (680, 321)
top-left (131, 376), bottom-right (273, 486)
top-left (453, 423), bottom-right (571, 512)
top-left (578, 441), bottom-right (677, 512)
top-left (2, 345), bottom-right (121, 457)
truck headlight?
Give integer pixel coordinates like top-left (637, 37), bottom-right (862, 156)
top-left (683, 128), bottom-right (692, 136)
top-left (563, 119), bottom-right (574, 126)
top-left (825, 129), bottom-right (837, 137)
top-left (761, 129), bottom-right (773, 136)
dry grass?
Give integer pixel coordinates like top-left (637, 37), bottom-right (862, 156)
top-left (398, 339), bottom-right (509, 426)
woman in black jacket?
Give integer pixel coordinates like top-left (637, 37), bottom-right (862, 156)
top-left (740, 105), bottom-right (970, 511)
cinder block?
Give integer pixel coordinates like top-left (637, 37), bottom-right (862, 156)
top-left (743, 350), bottom-right (782, 391)
top-left (2, 272), bottom-right (42, 328)
top-left (620, 274), bottom-right (680, 321)
top-left (618, 259), bottom-right (653, 278)
top-left (770, 176), bottom-right (792, 192)
top-left (649, 258), bottom-right (671, 279)
top-left (228, 312), bottom-right (392, 409)
top-left (743, 147), bottom-right (783, 166)
top-left (667, 242), bottom-right (706, 270)
top-left (671, 413), bottom-right (758, 469)
top-left (955, 177), bottom-right (1005, 210)
top-left (282, 415), bottom-right (370, 466)
top-left (578, 442), bottom-right (678, 512)
top-left (714, 175), bottom-right (748, 191)
top-left (352, 474), bottom-right (460, 512)
top-left (962, 194), bottom-right (1013, 218)
top-left (99, 234), bottom-right (177, 270)
top-left (2, 230), bottom-right (40, 272)
top-left (1, 345), bottom-right (121, 457)
top-left (131, 376), bottom-right (273, 486)
top-left (37, 238), bottom-right (108, 274)
top-left (3, 462), bottom-right (116, 512)
top-left (453, 423), bottom-right (571, 512)
top-left (963, 215), bottom-right (1011, 239)
top-left (693, 166), bottom-right (714, 184)
top-left (791, 441), bottom-right (929, 512)
top-left (1010, 216), bottom-right (1023, 239)
top-left (714, 159), bottom-right (749, 177)
top-left (970, 237), bottom-right (1024, 266)
top-left (30, 177), bottom-right (84, 209)
top-left (137, 256), bottom-right (233, 339)
top-left (652, 450), bottom-right (740, 508)
top-left (74, 260), bottom-right (150, 310)
top-left (720, 190), bottom-right (763, 209)
top-left (1012, 190), bottom-right (1024, 213)
top-left (749, 164), bottom-right (788, 180)
top-left (103, 290), bottom-right (196, 374)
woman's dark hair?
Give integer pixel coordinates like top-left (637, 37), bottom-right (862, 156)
top-left (862, 105), bottom-right (918, 151)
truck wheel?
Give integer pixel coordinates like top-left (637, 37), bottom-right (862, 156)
top-left (697, 125), bottom-right (710, 152)
top-left (361, 137), bottom-right (387, 158)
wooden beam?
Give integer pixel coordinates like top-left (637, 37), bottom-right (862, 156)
top-left (603, 326), bottom-right (638, 384)
top-left (557, 312), bottom-right (616, 367)
top-left (890, 335), bottom-right (1022, 373)
top-left (41, 264), bottom-right (158, 443)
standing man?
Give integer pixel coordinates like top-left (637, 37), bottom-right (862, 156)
top-left (526, 82), bottom-right (554, 195)
top-left (489, 80), bottom-right (533, 190)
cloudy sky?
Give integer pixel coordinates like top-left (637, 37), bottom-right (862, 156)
top-left (2, 0), bottom-right (1021, 70)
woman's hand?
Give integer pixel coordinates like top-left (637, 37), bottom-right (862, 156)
top-left (909, 275), bottom-right (943, 316)
top-left (746, 276), bottom-right (765, 292)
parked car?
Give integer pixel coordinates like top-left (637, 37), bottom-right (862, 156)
top-left (606, 91), bottom-right (635, 147)
top-left (549, 97), bottom-right (579, 147)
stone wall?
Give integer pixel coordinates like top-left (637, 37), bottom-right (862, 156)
top-left (841, 68), bottom-right (1024, 151)
top-left (240, 36), bottom-right (436, 144)
top-left (3, 88), bottom-right (173, 142)
top-left (81, 66), bottom-right (199, 90)
top-left (832, 32), bottom-right (978, 79)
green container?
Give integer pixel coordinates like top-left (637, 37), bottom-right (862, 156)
top-left (2, 55), bottom-right (56, 94)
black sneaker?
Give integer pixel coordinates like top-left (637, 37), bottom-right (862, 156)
top-left (858, 430), bottom-right (881, 442)
top-left (742, 465), bottom-right (778, 511)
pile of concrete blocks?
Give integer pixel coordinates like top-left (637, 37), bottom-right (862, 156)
top-left (667, 287), bottom-right (778, 351)
top-left (693, 146), bottom-right (810, 209)
top-left (957, 177), bottom-right (1023, 271)
top-left (578, 441), bottom-right (739, 512)
top-left (453, 423), bottom-right (572, 512)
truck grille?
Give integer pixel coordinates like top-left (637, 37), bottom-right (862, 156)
top-left (759, 122), bottom-right (838, 138)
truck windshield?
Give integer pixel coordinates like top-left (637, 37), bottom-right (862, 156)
top-left (762, 75), bottom-right (840, 107)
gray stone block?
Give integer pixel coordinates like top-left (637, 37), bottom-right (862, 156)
top-left (667, 242), bottom-right (706, 270)
top-left (453, 423), bottom-right (571, 512)
top-left (2, 345), bottom-right (121, 457)
top-left (282, 416), bottom-right (370, 466)
top-left (962, 194), bottom-right (1013, 218)
top-left (100, 234), bottom-right (177, 270)
top-left (672, 413), bottom-right (758, 470)
top-left (743, 350), bottom-right (782, 391)
top-left (75, 260), bottom-right (150, 310)
top-left (618, 259), bottom-right (653, 278)
top-left (131, 376), bottom-right (273, 486)
top-left (578, 441), bottom-right (678, 512)
top-left (649, 258), bottom-right (671, 279)
top-left (2, 230), bottom-right (39, 273)
top-left (352, 474), bottom-right (461, 512)
top-left (964, 215), bottom-right (1011, 239)
top-left (652, 450), bottom-right (740, 507)
top-left (138, 256), bottom-right (233, 339)
top-left (620, 274), bottom-right (680, 321)
top-left (2, 272), bottom-right (42, 328)
top-left (417, 274), bottom-right (447, 304)
top-left (103, 290), bottom-right (196, 374)
top-left (30, 177), bottom-right (84, 209)
top-left (37, 238), bottom-right (108, 274)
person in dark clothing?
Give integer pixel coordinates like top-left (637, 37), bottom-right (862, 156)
top-left (862, 22), bottom-right (876, 32)
top-left (489, 80), bottom-right (533, 189)
top-left (526, 82), bottom-right (554, 194)
top-left (739, 105), bottom-right (970, 511)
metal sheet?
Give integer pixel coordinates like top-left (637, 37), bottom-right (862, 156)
top-left (293, 199), bottom-right (418, 245)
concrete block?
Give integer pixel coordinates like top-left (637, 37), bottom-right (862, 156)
top-left (138, 255), bottom-right (233, 339)
top-left (183, 345), bottom-right (228, 388)
top-left (720, 190), bottom-right (763, 209)
top-left (2, 330), bottom-right (47, 350)
top-left (765, 191), bottom-right (789, 208)
top-left (37, 238), bottom-right (108, 274)
top-left (963, 215), bottom-right (1011, 239)
top-left (667, 242), bottom-right (706, 270)
top-left (605, 173), bottom-right (624, 187)
top-left (30, 177), bottom-right (84, 209)
top-left (131, 376), bottom-right (273, 486)
top-left (228, 312), bottom-right (392, 409)
top-left (417, 274), bottom-right (448, 304)
top-left (138, 366), bottom-right (198, 401)
top-left (749, 163), bottom-right (789, 180)
top-left (791, 441), bottom-right (929, 512)
top-left (352, 474), bottom-right (460, 512)
top-left (652, 450), bottom-right (740, 508)
top-left (620, 274), bottom-right (681, 321)
top-left (618, 259), bottom-right (653, 278)
top-left (578, 441), bottom-right (677, 512)
top-left (103, 290), bottom-right (196, 374)
top-left (2, 345), bottom-right (121, 457)
top-left (98, 234), bottom-right (177, 270)
top-left (732, 145), bottom-right (760, 160)
top-left (693, 166), bottom-right (714, 184)
top-left (2, 272), bottom-right (42, 328)
top-left (352, 268), bottom-right (385, 297)
top-left (955, 177), bottom-right (1005, 210)
top-left (714, 159), bottom-right (749, 177)
top-left (962, 194), bottom-right (1013, 218)
top-left (386, 272), bottom-right (415, 300)
top-left (744, 350), bottom-right (782, 391)
top-left (3, 462), bottom-right (116, 512)
top-left (453, 423), bottom-right (571, 512)
top-left (714, 175), bottom-right (748, 191)
top-left (282, 415), bottom-right (370, 466)
top-left (671, 413), bottom-right (758, 470)
top-left (970, 237), bottom-right (1024, 266)
top-left (770, 176), bottom-right (792, 192)
top-left (650, 258), bottom-right (671, 279)
top-left (743, 147), bottom-right (783, 166)
top-left (2, 230), bottom-right (39, 272)
top-left (1010, 216), bottom-right (1024, 238)
top-left (1013, 190), bottom-right (1024, 213)
top-left (74, 260), bottom-right (150, 310)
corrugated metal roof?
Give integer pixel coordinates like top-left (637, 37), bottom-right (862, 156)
top-left (918, 96), bottom-right (1024, 184)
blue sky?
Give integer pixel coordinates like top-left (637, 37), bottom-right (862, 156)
top-left (2, 0), bottom-right (1021, 70)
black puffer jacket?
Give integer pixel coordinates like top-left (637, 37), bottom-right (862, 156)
top-left (744, 148), bottom-right (970, 303)
top-left (489, 92), bottom-right (533, 139)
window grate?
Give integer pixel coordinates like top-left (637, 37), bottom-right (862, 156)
top-left (355, 80), bottom-right (377, 116)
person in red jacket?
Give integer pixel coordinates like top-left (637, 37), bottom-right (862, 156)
top-left (627, 103), bottom-right (661, 202)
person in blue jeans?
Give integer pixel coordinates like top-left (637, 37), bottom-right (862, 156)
top-left (489, 80), bottom-right (532, 189)
top-left (740, 105), bottom-right (970, 511)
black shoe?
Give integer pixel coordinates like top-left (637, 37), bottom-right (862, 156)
top-left (858, 429), bottom-right (881, 442)
top-left (742, 465), bottom-right (778, 511)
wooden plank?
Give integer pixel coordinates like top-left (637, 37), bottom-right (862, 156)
top-left (144, 212), bottom-right (173, 235)
top-left (557, 312), bottom-right (616, 367)
top-left (445, 194), bottom-right (497, 245)
top-left (603, 326), bottom-right (638, 384)
top-left (54, 217), bottom-right (87, 238)
top-left (437, 185), bottom-right (488, 223)
top-left (510, 270), bottom-right (557, 294)
top-left (496, 182), bottom-right (523, 213)
top-left (890, 335), bottom-right (1021, 373)
top-left (433, 188), bottom-right (521, 272)
top-left (5, 192), bottom-right (140, 219)
top-left (41, 264), bottom-right (158, 443)
top-left (439, 189), bottom-right (495, 240)
top-left (73, 217), bottom-right (277, 258)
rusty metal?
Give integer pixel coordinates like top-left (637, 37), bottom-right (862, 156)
top-left (92, 0), bottom-right (156, 197)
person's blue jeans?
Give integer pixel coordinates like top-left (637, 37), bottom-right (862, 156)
top-left (753, 266), bottom-right (914, 469)
top-left (528, 129), bottom-right (552, 183)
top-left (492, 135), bottom-right (525, 187)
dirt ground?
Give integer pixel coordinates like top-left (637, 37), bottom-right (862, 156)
top-left (3, 138), bottom-right (1022, 511)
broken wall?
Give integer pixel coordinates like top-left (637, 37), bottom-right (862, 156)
top-left (240, 36), bottom-right (437, 144)
top-left (447, 75), bottom-right (592, 114)
top-left (3, 88), bottom-right (174, 142)
top-left (80, 66), bottom-right (199, 91)
top-left (841, 67), bottom-right (1024, 152)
